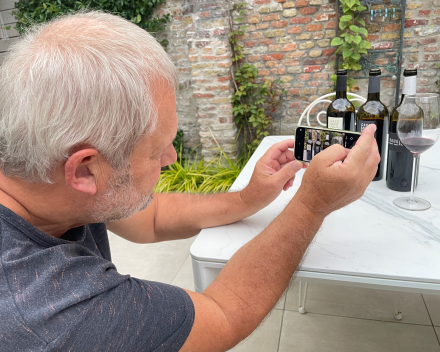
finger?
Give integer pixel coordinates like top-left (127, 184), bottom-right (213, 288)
top-left (316, 144), bottom-right (349, 167)
top-left (272, 160), bottom-right (302, 187)
top-left (283, 178), bottom-right (294, 191)
top-left (263, 140), bottom-right (295, 163)
top-left (345, 124), bottom-right (377, 169)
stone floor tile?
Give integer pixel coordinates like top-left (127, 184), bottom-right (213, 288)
top-left (279, 311), bottom-right (440, 352)
top-left (285, 280), bottom-right (431, 325)
top-left (423, 294), bottom-right (440, 326)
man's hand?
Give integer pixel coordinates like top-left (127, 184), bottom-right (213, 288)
top-left (240, 139), bottom-right (307, 212)
top-left (295, 124), bottom-right (380, 219)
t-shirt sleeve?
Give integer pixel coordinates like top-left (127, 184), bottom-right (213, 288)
top-left (48, 278), bottom-right (195, 352)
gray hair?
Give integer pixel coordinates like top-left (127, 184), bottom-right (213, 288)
top-left (0, 11), bottom-right (178, 183)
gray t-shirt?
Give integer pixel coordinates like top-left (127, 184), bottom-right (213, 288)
top-left (0, 204), bottom-right (194, 352)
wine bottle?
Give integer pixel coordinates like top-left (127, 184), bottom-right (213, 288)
top-left (327, 69), bottom-right (356, 131)
top-left (356, 69), bottom-right (389, 181)
top-left (306, 131), bottom-right (313, 160)
top-left (323, 133), bottom-right (330, 150)
top-left (314, 132), bottom-right (321, 156)
top-left (386, 69), bottom-right (418, 191)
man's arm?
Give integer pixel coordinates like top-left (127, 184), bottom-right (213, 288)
top-left (179, 124), bottom-right (380, 351)
top-left (107, 139), bottom-right (305, 243)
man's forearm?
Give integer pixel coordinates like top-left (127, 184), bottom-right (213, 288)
top-left (154, 191), bottom-right (260, 241)
top-left (200, 194), bottom-right (323, 345)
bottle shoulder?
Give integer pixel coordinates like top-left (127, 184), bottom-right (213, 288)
top-left (357, 100), bottom-right (389, 118)
top-left (328, 98), bottom-right (355, 112)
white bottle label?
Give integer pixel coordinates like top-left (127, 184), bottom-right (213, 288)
top-left (306, 144), bottom-right (311, 150)
top-left (402, 76), bottom-right (417, 95)
top-left (328, 117), bottom-right (343, 130)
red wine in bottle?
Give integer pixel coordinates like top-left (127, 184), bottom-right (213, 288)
top-left (386, 69), bottom-right (418, 192)
top-left (356, 69), bottom-right (389, 181)
top-left (327, 69), bottom-right (356, 131)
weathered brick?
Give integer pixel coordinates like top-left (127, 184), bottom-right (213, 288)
top-left (216, 48), bottom-right (227, 55)
top-left (405, 19), bottom-right (428, 27)
top-left (266, 61), bottom-right (279, 67)
top-left (304, 57), bottom-right (328, 64)
top-left (263, 14), bottom-right (280, 21)
top-left (297, 33), bottom-right (312, 40)
top-left (406, 2), bottom-right (423, 9)
top-left (252, 32), bottom-right (264, 39)
top-left (310, 0), bottom-right (322, 4)
top-left (290, 17), bottom-right (312, 24)
top-left (309, 50), bottom-right (322, 57)
top-left (209, 98), bottom-right (230, 104)
top-left (245, 40), bottom-right (258, 47)
top-left (283, 9), bottom-right (297, 17)
top-left (321, 4), bottom-right (335, 11)
top-left (283, 1), bottom-right (295, 8)
top-left (315, 13), bottom-right (336, 21)
top-left (425, 46), bottom-right (438, 52)
top-left (263, 53), bottom-right (284, 60)
top-left (214, 28), bottom-right (226, 35)
top-left (191, 63), bottom-right (214, 69)
top-left (301, 88), bottom-right (317, 95)
top-left (382, 33), bottom-right (400, 40)
top-left (269, 44), bottom-right (283, 51)
top-left (258, 69), bottom-right (270, 76)
top-left (323, 48), bottom-right (336, 56)
top-left (313, 32), bottom-right (325, 39)
top-left (264, 29), bottom-right (286, 37)
top-left (384, 23), bottom-right (401, 32)
top-left (419, 37), bottom-right (436, 45)
top-left (281, 75), bottom-right (294, 82)
top-left (298, 74), bottom-right (311, 80)
top-left (283, 43), bottom-right (297, 51)
top-left (218, 75), bottom-right (232, 82)
top-left (194, 93), bottom-right (215, 98)
top-left (259, 39), bottom-right (274, 45)
top-left (314, 73), bottom-right (328, 80)
top-left (304, 65), bottom-right (321, 72)
top-left (300, 7), bottom-right (316, 15)
top-left (326, 30), bottom-right (336, 38)
top-left (372, 42), bottom-right (393, 49)
top-left (248, 55), bottom-right (261, 62)
top-left (375, 58), bottom-right (389, 65)
top-left (272, 20), bottom-right (288, 28)
top-left (283, 59), bottom-right (301, 66)
top-left (305, 24), bottom-right (323, 31)
top-left (276, 36), bottom-right (293, 44)
top-left (296, 0), bottom-right (308, 7)
top-left (299, 41), bottom-right (314, 49)
top-left (367, 34), bottom-right (380, 41)
top-left (286, 51), bottom-right (306, 58)
top-left (201, 55), bottom-right (231, 60)
top-left (419, 10), bottom-right (431, 16)
top-left (433, 17), bottom-right (440, 25)
top-left (288, 88), bottom-right (300, 94)
top-left (257, 22), bottom-right (270, 29)
top-left (288, 67), bottom-right (302, 74)
top-left (325, 20), bottom-right (337, 29)
top-left (189, 56), bottom-right (198, 62)
top-left (271, 67), bottom-right (286, 74)
top-left (308, 81), bottom-right (322, 87)
top-left (288, 26), bottom-right (303, 34)
top-left (248, 15), bottom-right (261, 23)
top-left (246, 25), bottom-right (257, 32)
top-left (410, 54), bottom-right (419, 61)
top-left (259, 6), bottom-right (270, 13)
top-left (404, 39), bottom-right (417, 46)
top-left (316, 39), bottom-right (330, 47)
top-left (425, 54), bottom-right (440, 61)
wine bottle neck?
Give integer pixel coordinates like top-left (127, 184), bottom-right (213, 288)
top-left (335, 75), bottom-right (347, 99)
top-left (367, 76), bottom-right (380, 101)
top-left (367, 92), bottom-right (381, 101)
top-left (402, 75), bottom-right (417, 96)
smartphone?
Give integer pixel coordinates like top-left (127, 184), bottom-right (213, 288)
top-left (294, 126), bottom-right (361, 163)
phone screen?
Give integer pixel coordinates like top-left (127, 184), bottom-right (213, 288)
top-left (295, 126), bottom-right (361, 162)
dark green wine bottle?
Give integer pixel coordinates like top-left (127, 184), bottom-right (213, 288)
top-left (356, 69), bottom-right (389, 181)
top-left (327, 69), bottom-right (356, 131)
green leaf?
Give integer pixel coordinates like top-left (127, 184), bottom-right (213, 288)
top-left (331, 37), bottom-right (344, 46)
top-left (358, 27), bottom-right (368, 37)
top-left (357, 5), bottom-right (367, 11)
top-left (340, 14), bottom-right (352, 22)
top-left (356, 17), bottom-right (365, 26)
top-left (343, 48), bottom-right (353, 59)
top-left (349, 25), bottom-right (360, 33)
top-left (351, 52), bottom-right (361, 60)
top-left (339, 21), bottom-right (349, 30)
top-left (353, 35), bottom-right (362, 44)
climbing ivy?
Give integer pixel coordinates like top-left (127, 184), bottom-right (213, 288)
top-left (13, 0), bottom-right (170, 47)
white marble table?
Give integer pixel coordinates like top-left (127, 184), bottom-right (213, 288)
top-left (190, 136), bottom-right (440, 302)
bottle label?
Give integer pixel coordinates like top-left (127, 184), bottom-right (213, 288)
top-left (328, 117), bottom-right (343, 130)
top-left (388, 132), bottom-right (407, 153)
top-left (307, 144), bottom-right (311, 150)
top-left (357, 120), bottom-right (377, 138)
top-left (402, 76), bottom-right (417, 95)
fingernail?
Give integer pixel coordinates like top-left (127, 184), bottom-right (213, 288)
top-left (292, 161), bottom-right (302, 171)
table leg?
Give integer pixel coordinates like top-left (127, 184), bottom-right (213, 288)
top-left (298, 281), bottom-right (308, 314)
top-left (394, 291), bottom-right (403, 320)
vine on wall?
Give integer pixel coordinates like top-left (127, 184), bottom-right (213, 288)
top-left (13, 0), bottom-right (170, 47)
top-left (331, 0), bottom-right (371, 88)
top-left (228, 2), bottom-right (286, 158)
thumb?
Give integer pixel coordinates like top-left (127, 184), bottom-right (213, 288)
top-left (272, 160), bottom-right (303, 186)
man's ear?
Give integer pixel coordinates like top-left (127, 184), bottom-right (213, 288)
top-left (64, 149), bottom-right (102, 195)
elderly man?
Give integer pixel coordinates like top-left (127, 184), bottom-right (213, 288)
top-left (0, 11), bottom-right (379, 352)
